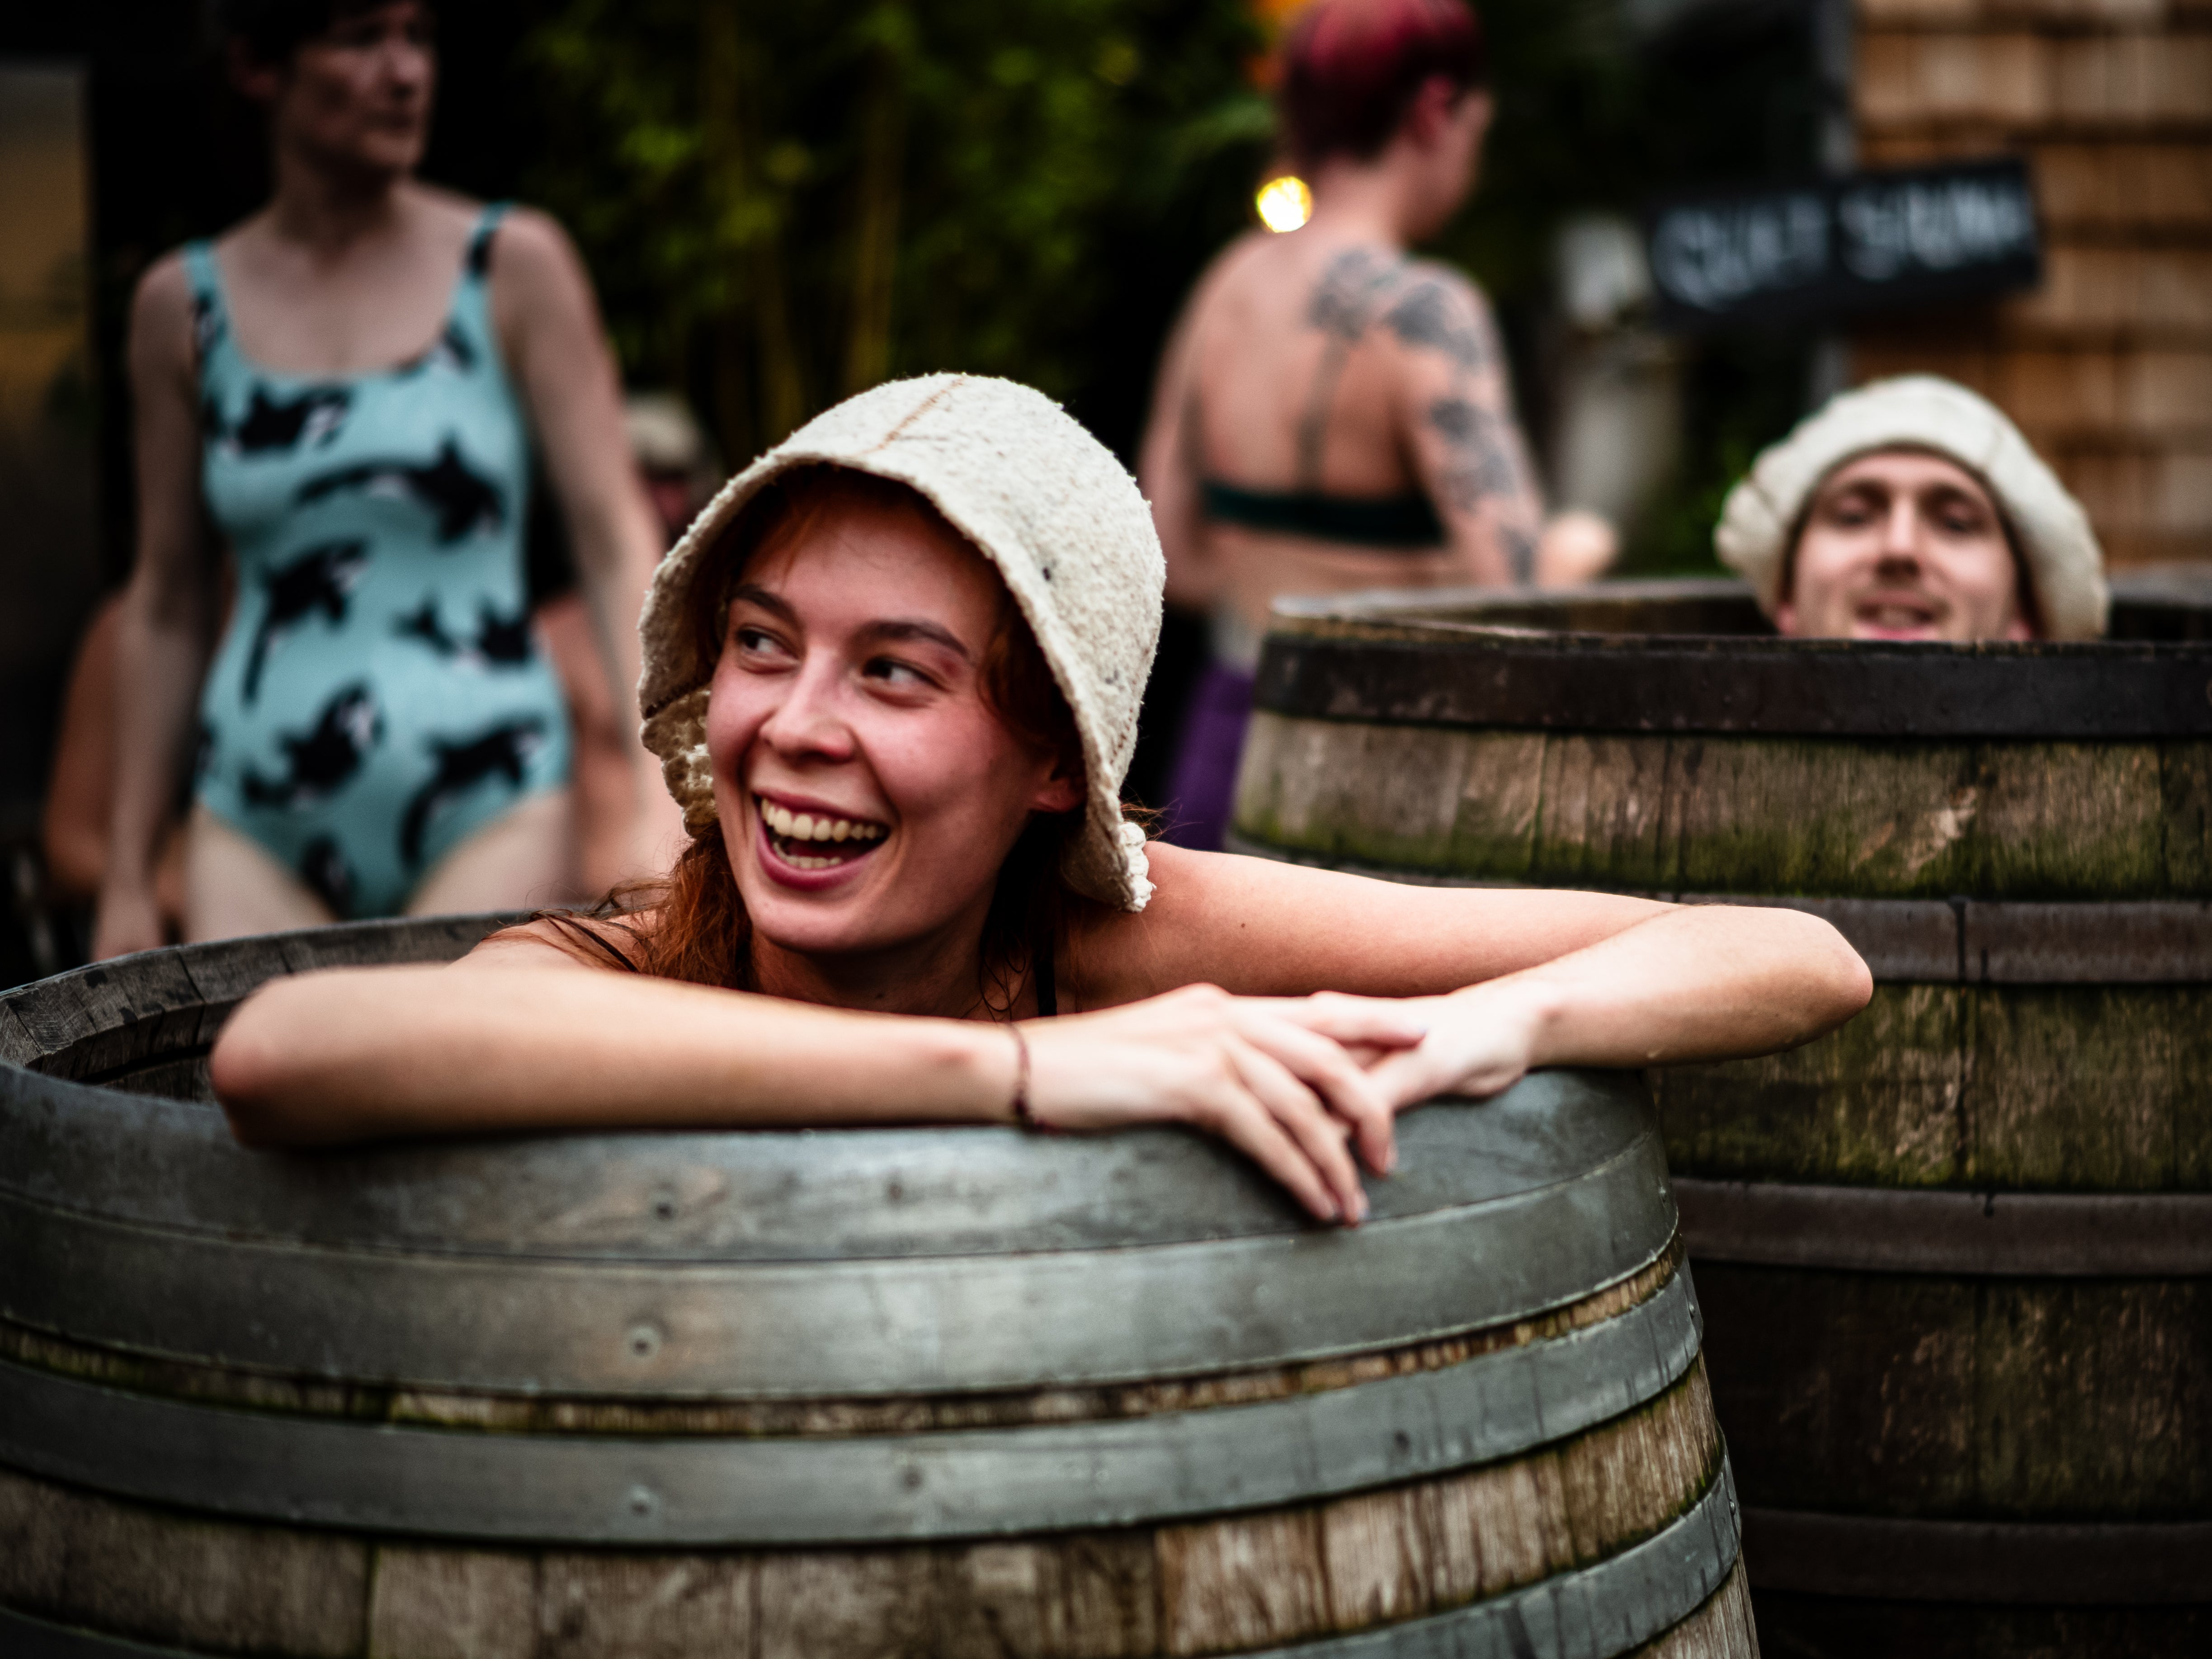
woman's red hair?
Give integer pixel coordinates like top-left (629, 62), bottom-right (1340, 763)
top-left (1280, 0), bottom-right (1487, 172)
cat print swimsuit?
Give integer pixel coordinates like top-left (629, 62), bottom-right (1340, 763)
top-left (187, 206), bottom-right (571, 918)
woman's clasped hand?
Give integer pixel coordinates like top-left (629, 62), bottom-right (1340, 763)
top-left (1013, 986), bottom-right (1429, 1224)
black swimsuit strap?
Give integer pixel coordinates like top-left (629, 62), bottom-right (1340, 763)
top-left (1201, 479), bottom-right (1446, 551)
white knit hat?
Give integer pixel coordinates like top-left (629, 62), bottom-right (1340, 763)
top-left (1715, 375), bottom-right (2108, 640)
top-left (637, 374), bottom-right (1164, 911)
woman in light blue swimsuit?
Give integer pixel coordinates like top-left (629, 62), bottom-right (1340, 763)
top-left (97, 0), bottom-right (673, 956)
top-left (185, 207), bottom-right (573, 917)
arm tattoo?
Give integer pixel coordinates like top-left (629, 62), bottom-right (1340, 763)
top-left (1383, 279), bottom-right (1488, 372)
top-left (1428, 395), bottom-right (1536, 583)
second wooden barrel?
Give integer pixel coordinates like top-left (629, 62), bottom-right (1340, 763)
top-left (1229, 579), bottom-right (2212, 1654)
top-left (0, 916), bottom-right (1750, 1658)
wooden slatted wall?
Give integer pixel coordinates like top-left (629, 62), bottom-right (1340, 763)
top-left (1849, 0), bottom-right (2212, 571)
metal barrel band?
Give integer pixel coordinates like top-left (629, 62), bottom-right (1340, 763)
top-left (0, 1139), bottom-right (1676, 1397)
top-left (1222, 839), bottom-right (2212, 987)
top-left (1251, 630), bottom-right (2212, 740)
top-left (1674, 1179), bottom-right (2212, 1277)
top-left (0, 1269), bottom-right (1700, 1542)
top-left (1741, 1506), bottom-right (2212, 1605)
top-left (0, 1464), bottom-right (1741, 1659)
top-left (0, 1069), bottom-right (1660, 1263)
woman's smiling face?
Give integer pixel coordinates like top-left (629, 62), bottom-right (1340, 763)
top-left (704, 485), bottom-right (1080, 964)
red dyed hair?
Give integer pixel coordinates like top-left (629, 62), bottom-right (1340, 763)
top-left (1279, 0), bottom-right (1487, 171)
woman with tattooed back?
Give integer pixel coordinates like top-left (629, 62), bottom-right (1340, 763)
top-left (94, 0), bottom-right (677, 957)
top-left (1141, 0), bottom-right (1607, 851)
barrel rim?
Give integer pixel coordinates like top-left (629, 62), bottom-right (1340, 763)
top-left (1268, 570), bottom-right (2212, 642)
top-left (1252, 627), bottom-right (2212, 740)
top-left (0, 1064), bottom-right (1665, 1263)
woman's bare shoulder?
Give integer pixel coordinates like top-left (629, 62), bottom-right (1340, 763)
top-left (462, 910), bottom-right (659, 973)
top-left (1073, 842), bottom-right (1673, 1001)
top-left (129, 252), bottom-right (195, 359)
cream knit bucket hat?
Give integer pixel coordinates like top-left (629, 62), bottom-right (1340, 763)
top-left (1714, 375), bottom-right (2108, 641)
top-left (637, 374), bottom-right (1165, 911)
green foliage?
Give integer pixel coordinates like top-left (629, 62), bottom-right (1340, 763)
top-left (523, 0), bottom-right (1819, 566)
top-left (523, 0), bottom-right (1267, 456)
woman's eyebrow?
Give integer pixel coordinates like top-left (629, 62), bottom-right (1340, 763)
top-left (727, 584), bottom-right (800, 626)
top-left (860, 619), bottom-right (972, 659)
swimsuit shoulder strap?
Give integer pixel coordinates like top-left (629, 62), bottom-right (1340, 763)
top-left (462, 202), bottom-right (509, 283)
top-left (179, 240), bottom-right (234, 383)
top-left (444, 202), bottom-right (514, 376)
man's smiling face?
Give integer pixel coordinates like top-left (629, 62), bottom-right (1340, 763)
top-left (1778, 448), bottom-right (2033, 645)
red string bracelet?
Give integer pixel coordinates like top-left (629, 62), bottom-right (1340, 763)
top-left (1007, 1023), bottom-right (1048, 1131)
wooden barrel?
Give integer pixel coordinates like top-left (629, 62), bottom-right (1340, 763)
top-left (0, 917), bottom-right (1750, 1659)
top-left (1229, 578), bottom-right (2212, 1654)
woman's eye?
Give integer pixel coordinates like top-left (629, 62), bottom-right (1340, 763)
top-left (732, 626), bottom-right (788, 659)
top-left (864, 657), bottom-right (930, 689)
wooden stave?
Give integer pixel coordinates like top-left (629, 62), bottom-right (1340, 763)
top-left (0, 920), bottom-right (1743, 1654)
top-left (0, 1337), bottom-right (1740, 1658)
top-left (1227, 593), bottom-right (2212, 1631)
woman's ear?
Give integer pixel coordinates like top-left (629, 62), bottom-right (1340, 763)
top-left (227, 40), bottom-right (283, 104)
top-left (1398, 77), bottom-right (1468, 150)
top-left (1030, 777), bottom-right (1084, 816)
top-left (1029, 754), bottom-right (1085, 816)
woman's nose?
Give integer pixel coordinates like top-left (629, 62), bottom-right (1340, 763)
top-left (759, 657), bottom-right (855, 761)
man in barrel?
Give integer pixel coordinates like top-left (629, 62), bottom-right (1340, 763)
top-left (1715, 375), bottom-right (2107, 644)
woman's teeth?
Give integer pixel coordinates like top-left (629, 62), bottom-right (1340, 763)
top-left (759, 797), bottom-right (886, 868)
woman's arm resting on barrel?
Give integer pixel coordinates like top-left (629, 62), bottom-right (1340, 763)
top-left (208, 933), bottom-right (1425, 1225)
top-left (1363, 902), bottom-right (1872, 1109)
top-left (210, 963), bottom-right (1015, 1147)
top-left (1097, 846), bottom-right (1871, 1106)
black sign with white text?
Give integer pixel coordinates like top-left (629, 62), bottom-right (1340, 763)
top-left (1644, 157), bottom-right (2042, 331)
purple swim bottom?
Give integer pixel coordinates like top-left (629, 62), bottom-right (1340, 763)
top-left (1162, 661), bottom-right (1256, 852)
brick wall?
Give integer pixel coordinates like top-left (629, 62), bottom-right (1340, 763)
top-left (1849, 0), bottom-right (2212, 568)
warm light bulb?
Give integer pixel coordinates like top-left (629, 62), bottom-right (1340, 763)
top-left (1256, 175), bottom-right (1312, 233)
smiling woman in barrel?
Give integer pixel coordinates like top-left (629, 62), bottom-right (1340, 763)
top-left (1716, 374), bottom-right (2108, 644)
top-left (209, 376), bottom-right (1871, 1220)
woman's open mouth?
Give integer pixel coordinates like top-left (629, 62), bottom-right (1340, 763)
top-left (756, 794), bottom-right (888, 873)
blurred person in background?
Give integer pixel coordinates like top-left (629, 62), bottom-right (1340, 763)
top-left (1141, 0), bottom-right (1615, 852)
top-left (94, 0), bottom-right (679, 958)
top-left (1717, 376), bottom-right (2108, 645)
top-left (625, 391), bottom-right (722, 548)
top-left (537, 393), bottom-right (723, 900)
